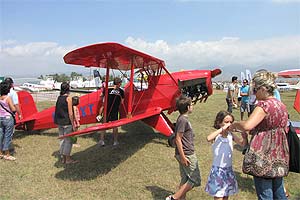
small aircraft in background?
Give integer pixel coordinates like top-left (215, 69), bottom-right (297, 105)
top-left (15, 42), bottom-right (221, 138)
top-left (277, 69), bottom-right (300, 136)
top-left (19, 82), bottom-right (55, 92)
top-left (277, 69), bottom-right (300, 114)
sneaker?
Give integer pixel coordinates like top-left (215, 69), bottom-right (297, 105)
top-left (165, 195), bottom-right (175, 200)
top-left (96, 115), bottom-right (103, 122)
top-left (98, 140), bottom-right (105, 146)
top-left (113, 141), bottom-right (119, 146)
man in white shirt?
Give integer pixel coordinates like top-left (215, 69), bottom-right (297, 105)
top-left (226, 76), bottom-right (238, 113)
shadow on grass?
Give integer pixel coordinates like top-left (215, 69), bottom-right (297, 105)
top-left (14, 129), bottom-right (58, 139)
top-left (54, 121), bottom-right (167, 181)
top-left (233, 143), bottom-right (244, 152)
top-left (145, 186), bottom-right (173, 199)
top-left (234, 171), bottom-right (256, 193)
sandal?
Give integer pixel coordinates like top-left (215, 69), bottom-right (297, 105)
top-left (73, 144), bottom-right (81, 148)
top-left (285, 192), bottom-right (290, 198)
top-left (65, 159), bottom-right (79, 164)
top-left (3, 155), bottom-right (16, 161)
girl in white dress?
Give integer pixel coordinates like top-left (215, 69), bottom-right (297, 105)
top-left (205, 111), bottom-right (248, 200)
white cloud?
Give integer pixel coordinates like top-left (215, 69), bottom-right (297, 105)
top-left (0, 41), bottom-right (78, 77)
top-left (0, 40), bottom-right (17, 46)
top-left (1, 36), bottom-right (299, 80)
top-left (1, 42), bottom-right (73, 57)
top-left (125, 36), bottom-right (300, 76)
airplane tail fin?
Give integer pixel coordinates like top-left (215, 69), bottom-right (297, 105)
top-left (17, 90), bottom-right (38, 122)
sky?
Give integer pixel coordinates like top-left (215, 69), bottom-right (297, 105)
top-left (0, 0), bottom-right (300, 80)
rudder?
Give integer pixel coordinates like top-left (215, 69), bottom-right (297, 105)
top-left (17, 90), bottom-right (38, 121)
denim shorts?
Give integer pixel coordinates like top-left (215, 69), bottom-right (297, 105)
top-left (253, 176), bottom-right (287, 200)
top-left (240, 101), bottom-right (250, 112)
top-left (0, 116), bottom-right (15, 151)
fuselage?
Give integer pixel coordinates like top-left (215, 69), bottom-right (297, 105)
top-left (17, 69), bottom-right (214, 131)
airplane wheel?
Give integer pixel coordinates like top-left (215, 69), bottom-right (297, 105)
top-left (168, 133), bottom-right (176, 148)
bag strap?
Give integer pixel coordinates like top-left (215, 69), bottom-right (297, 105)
top-left (0, 102), bottom-right (15, 118)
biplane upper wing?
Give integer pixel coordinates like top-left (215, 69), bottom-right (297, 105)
top-left (63, 42), bottom-right (165, 70)
top-left (278, 69), bottom-right (300, 78)
top-left (59, 107), bottom-right (163, 139)
top-left (277, 69), bottom-right (300, 113)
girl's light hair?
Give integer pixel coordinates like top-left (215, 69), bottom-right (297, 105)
top-left (252, 70), bottom-right (277, 94)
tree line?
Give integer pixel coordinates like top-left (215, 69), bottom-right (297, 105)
top-left (38, 72), bottom-right (86, 82)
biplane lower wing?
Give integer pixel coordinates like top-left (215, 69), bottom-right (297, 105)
top-left (60, 107), bottom-right (164, 139)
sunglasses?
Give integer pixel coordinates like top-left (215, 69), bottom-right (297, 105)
top-left (253, 86), bottom-right (262, 92)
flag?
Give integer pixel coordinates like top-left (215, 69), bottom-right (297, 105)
top-left (93, 70), bottom-right (101, 88)
top-left (245, 69), bottom-right (252, 82)
top-left (241, 72), bottom-right (245, 82)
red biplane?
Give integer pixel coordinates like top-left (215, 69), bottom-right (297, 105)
top-left (15, 42), bottom-right (221, 138)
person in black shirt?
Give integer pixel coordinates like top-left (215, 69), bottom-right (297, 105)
top-left (54, 82), bottom-right (78, 164)
top-left (98, 77), bottom-right (124, 146)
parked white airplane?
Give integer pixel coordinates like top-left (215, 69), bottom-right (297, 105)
top-left (20, 82), bottom-right (47, 92)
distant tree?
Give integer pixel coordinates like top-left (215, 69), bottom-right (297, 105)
top-left (57, 74), bottom-right (69, 82)
top-left (50, 73), bottom-right (70, 82)
top-left (70, 72), bottom-right (82, 80)
top-left (109, 75), bottom-right (114, 81)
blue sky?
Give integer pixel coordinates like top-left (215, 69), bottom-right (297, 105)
top-left (1, 0), bottom-right (299, 79)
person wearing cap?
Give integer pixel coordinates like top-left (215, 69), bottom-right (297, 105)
top-left (4, 77), bottom-right (22, 120)
top-left (98, 77), bottom-right (124, 146)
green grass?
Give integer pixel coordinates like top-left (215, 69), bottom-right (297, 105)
top-left (0, 91), bottom-right (299, 200)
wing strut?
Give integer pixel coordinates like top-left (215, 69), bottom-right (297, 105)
top-left (103, 61), bottom-right (110, 123)
top-left (127, 57), bottom-right (135, 118)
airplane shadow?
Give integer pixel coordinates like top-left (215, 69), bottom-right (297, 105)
top-left (14, 129), bottom-right (58, 139)
top-left (145, 186), bottom-right (173, 199)
top-left (54, 121), bottom-right (168, 181)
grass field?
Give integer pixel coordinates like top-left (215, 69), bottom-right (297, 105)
top-left (0, 90), bottom-right (299, 200)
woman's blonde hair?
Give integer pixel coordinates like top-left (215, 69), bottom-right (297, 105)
top-left (252, 69), bottom-right (277, 95)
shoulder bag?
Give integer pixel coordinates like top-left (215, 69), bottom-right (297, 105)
top-left (242, 129), bottom-right (289, 178)
top-left (287, 122), bottom-right (300, 173)
top-left (0, 102), bottom-right (16, 125)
